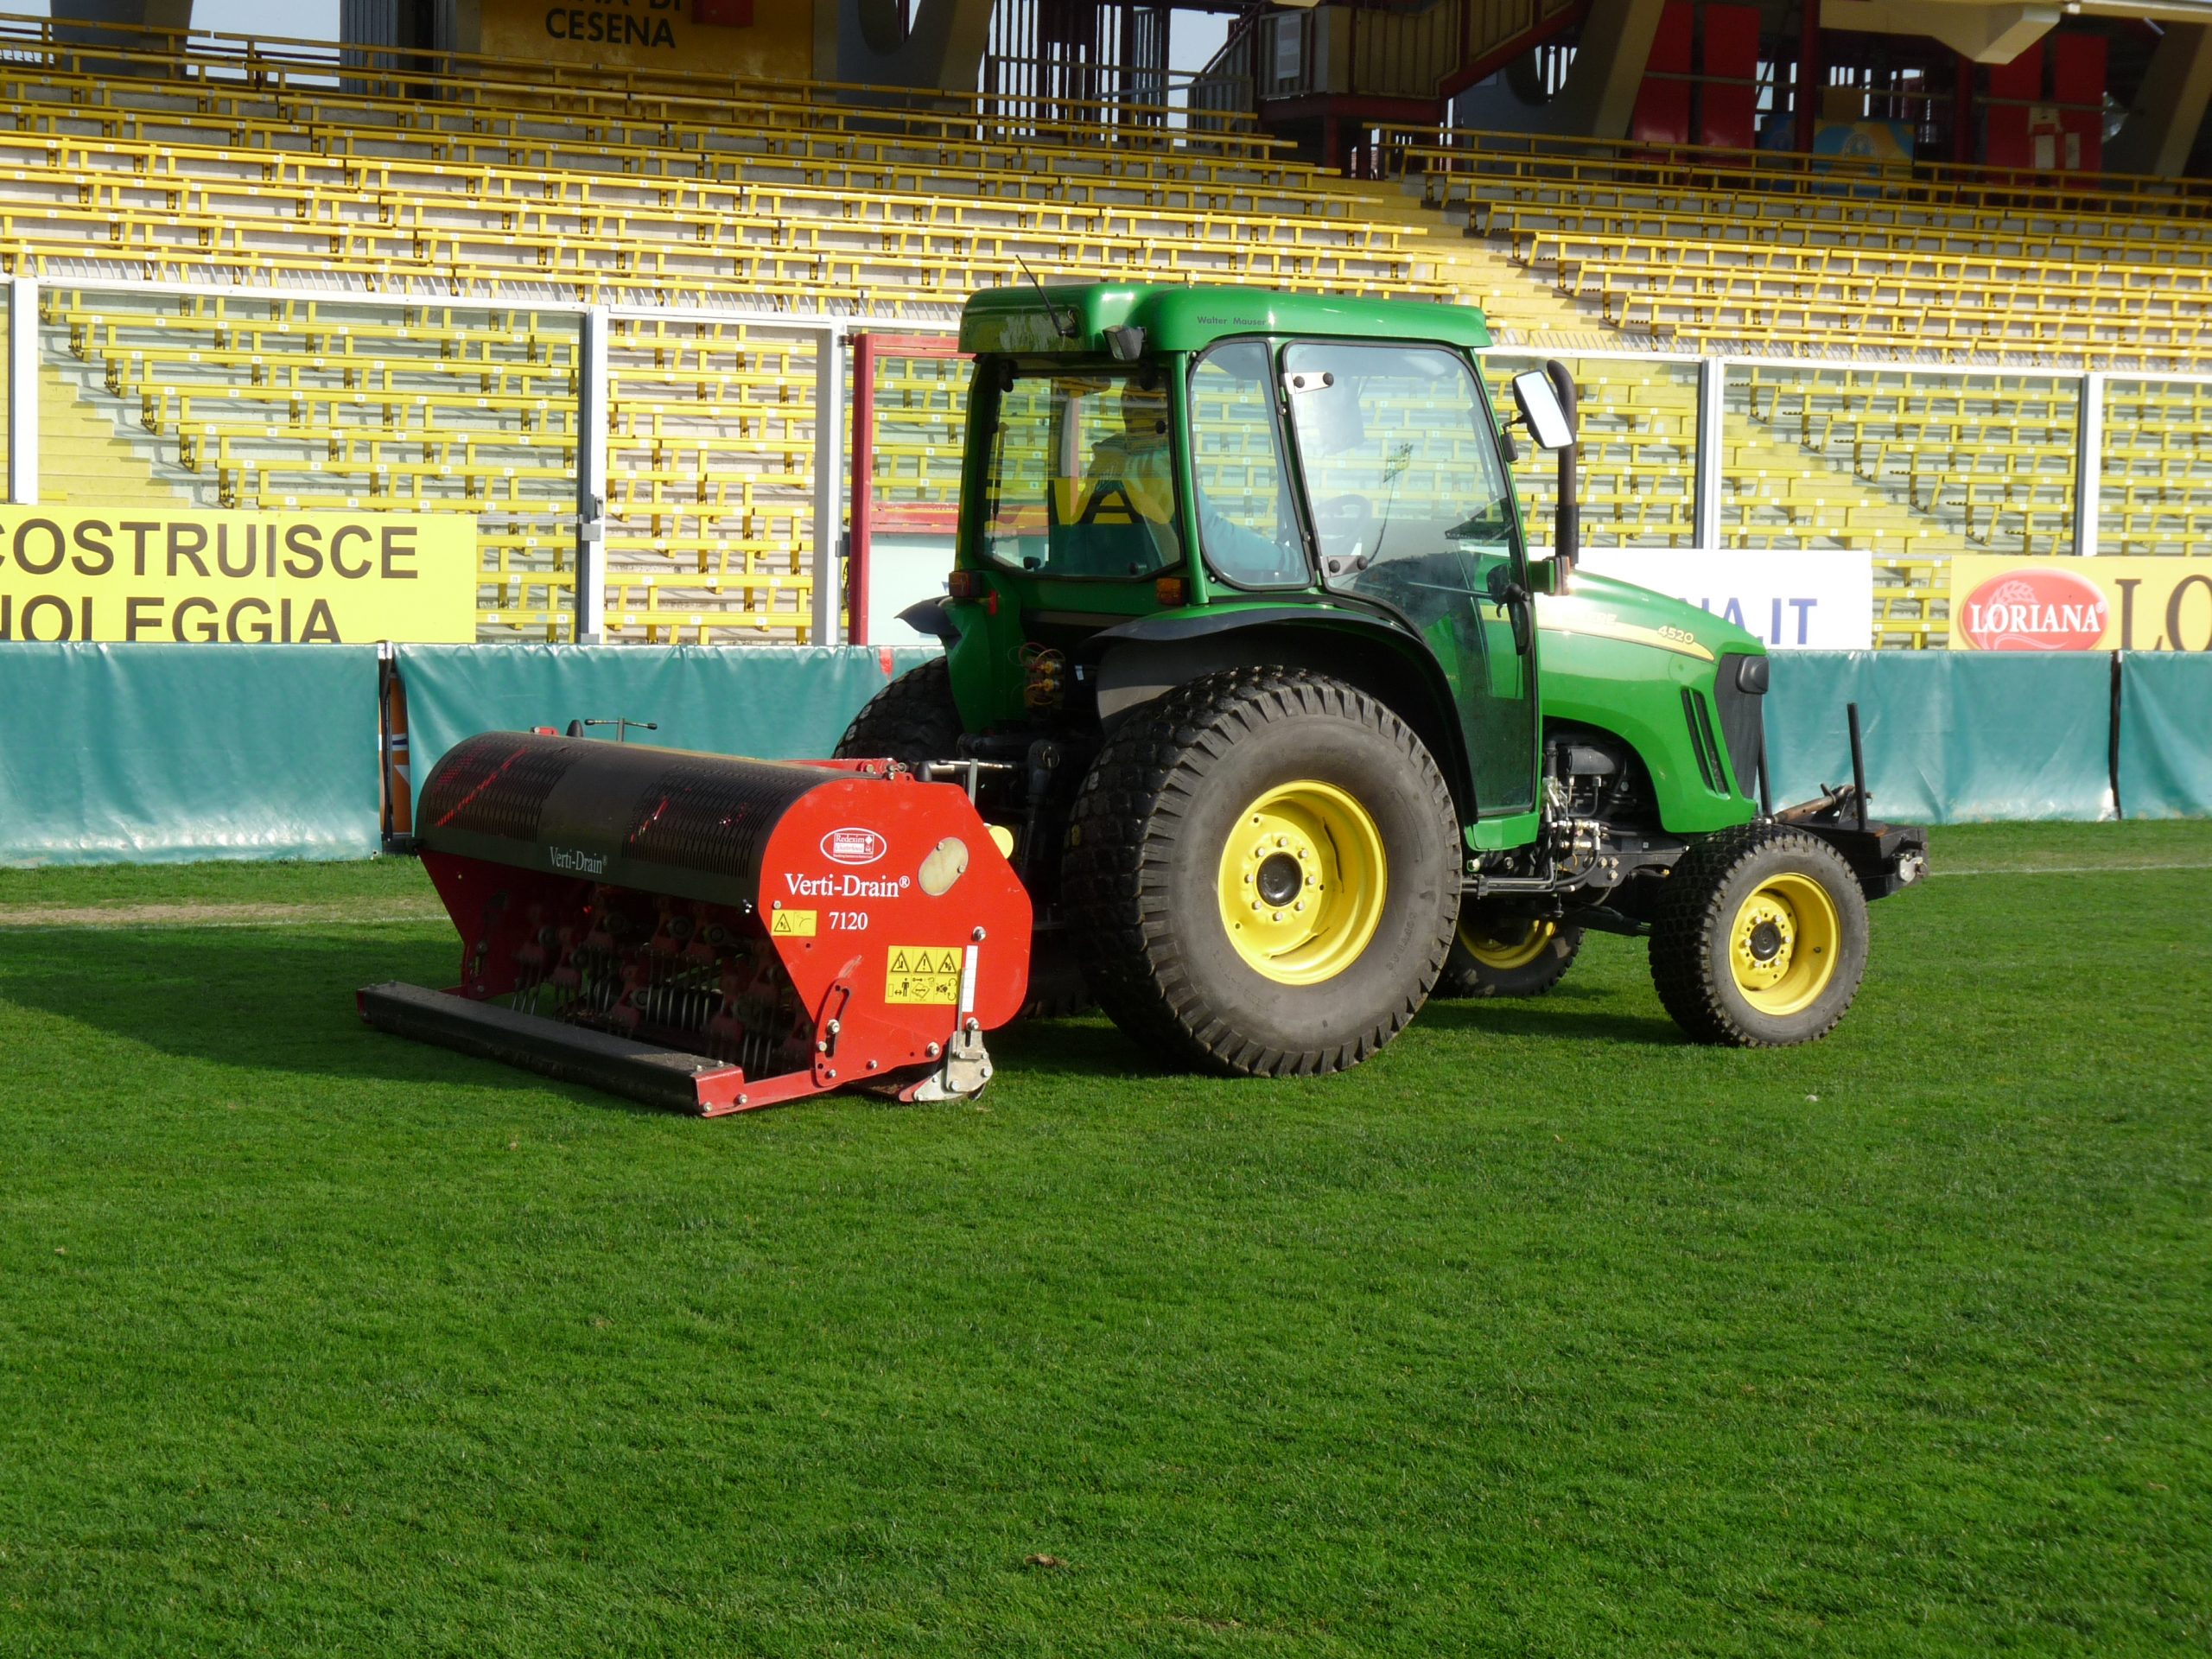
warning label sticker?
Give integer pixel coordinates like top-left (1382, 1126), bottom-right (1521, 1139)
top-left (771, 909), bottom-right (817, 937)
top-left (886, 945), bottom-right (962, 1006)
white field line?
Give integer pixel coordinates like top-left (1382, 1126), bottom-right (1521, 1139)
top-left (0, 907), bottom-right (443, 932)
top-left (1931, 861), bottom-right (2212, 879)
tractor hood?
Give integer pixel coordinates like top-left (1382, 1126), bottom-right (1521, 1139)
top-left (1536, 568), bottom-right (1764, 666)
top-left (958, 283), bottom-right (1491, 357)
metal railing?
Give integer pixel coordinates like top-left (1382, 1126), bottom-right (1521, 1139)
top-left (9, 273), bottom-right (2207, 649)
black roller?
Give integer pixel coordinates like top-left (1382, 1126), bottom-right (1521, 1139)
top-left (414, 731), bottom-right (834, 910)
top-left (359, 982), bottom-right (739, 1113)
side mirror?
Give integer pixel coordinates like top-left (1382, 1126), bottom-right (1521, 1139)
top-left (1510, 368), bottom-right (1577, 450)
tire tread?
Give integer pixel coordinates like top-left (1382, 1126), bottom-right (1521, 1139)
top-left (831, 658), bottom-right (963, 767)
top-left (1063, 666), bottom-right (1458, 1077)
top-left (1437, 923), bottom-right (1584, 999)
top-left (1649, 822), bottom-right (1866, 1046)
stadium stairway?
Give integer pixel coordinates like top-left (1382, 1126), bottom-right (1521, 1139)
top-left (0, 348), bottom-right (200, 506)
top-left (1352, 182), bottom-right (1615, 343)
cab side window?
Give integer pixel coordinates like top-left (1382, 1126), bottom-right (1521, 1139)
top-left (1188, 343), bottom-right (1308, 588)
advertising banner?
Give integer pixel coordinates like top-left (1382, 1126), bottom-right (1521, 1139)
top-left (478, 0), bottom-right (809, 79)
top-left (1574, 549), bottom-right (1874, 649)
top-left (1948, 556), bottom-right (2212, 652)
top-left (0, 510), bottom-right (477, 644)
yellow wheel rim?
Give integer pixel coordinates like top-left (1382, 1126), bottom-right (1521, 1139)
top-left (1727, 872), bottom-right (1840, 1017)
top-left (1459, 915), bottom-right (1555, 971)
top-left (1216, 779), bottom-right (1387, 986)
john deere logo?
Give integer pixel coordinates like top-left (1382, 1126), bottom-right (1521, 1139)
top-left (822, 827), bottom-right (888, 866)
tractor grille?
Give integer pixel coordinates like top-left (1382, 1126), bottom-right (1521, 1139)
top-left (1681, 688), bottom-right (1725, 794)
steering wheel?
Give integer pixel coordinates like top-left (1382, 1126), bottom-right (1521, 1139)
top-left (1314, 493), bottom-right (1371, 524)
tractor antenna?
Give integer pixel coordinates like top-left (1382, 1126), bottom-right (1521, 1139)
top-left (1016, 255), bottom-right (1077, 339)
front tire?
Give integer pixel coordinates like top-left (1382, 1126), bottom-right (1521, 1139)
top-left (1649, 823), bottom-right (1870, 1046)
top-left (1063, 668), bottom-right (1460, 1077)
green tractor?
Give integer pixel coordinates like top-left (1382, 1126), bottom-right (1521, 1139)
top-left (838, 284), bottom-right (1927, 1076)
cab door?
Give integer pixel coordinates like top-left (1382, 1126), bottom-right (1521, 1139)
top-left (1279, 341), bottom-right (1538, 817)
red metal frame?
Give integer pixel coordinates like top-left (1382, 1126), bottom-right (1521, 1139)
top-left (849, 330), bottom-right (969, 645)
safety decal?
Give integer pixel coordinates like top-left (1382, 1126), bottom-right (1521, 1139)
top-left (885, 945), bottom-right (963, 1005)
top-left (771, 909), bottom-right (817, 937)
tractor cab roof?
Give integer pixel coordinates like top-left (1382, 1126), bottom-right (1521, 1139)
top-left (957, 283), bottom-right (1491, 358)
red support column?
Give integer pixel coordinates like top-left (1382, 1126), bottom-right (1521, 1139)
top-left (848, 332), bottom-right (878, 646)
top-left (1794, 0), bottom-right (1821, 152)
top-left (845, 333), bottom-right (968, 648)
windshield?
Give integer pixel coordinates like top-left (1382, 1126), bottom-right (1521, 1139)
top-left (980, 365), bottom-right (1183, 579)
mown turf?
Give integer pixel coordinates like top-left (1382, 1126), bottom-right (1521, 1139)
top-left (2, 824), bottom-right (2208, 1657)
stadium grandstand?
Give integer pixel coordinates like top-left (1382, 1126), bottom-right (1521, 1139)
top-left (3, 0), bottom-right (2209, 647)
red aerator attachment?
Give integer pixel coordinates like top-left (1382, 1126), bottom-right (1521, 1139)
top-left (359, 731), bottom-right (1033, 1114)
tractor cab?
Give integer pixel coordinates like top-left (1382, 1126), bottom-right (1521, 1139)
top-left (934, 284), bottom-right (1558, 833)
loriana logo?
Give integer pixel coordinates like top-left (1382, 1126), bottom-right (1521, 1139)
top-left (821, 827), bottom-right (888, 866)
top-left (1959, 568), bottom-right (2108, 651)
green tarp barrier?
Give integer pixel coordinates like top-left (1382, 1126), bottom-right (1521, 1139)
top-left (5, 643), bottom-right (2204, 868)
top-left (2117, 652), bottom-right (2212, 819)
top-left (397, 644), bottom-right (941, 785)
top-left (0, 643), bottom-right (380, 865)
top-left (1766, 651), bottom-right (2115, 823)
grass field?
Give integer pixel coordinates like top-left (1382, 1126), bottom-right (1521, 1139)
top-left (3, 822), bottom-right (2209, 1657)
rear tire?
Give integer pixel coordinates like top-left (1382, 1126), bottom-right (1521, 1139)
top-left (1063, 667), bottom-right (1459, 1077)
top-left (1649, 823), bottom-right (1869, 1046)
top-left (832, 657), bottom-right (963, 769)
top-left (1438, 912), bottom-right (1583, 999)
